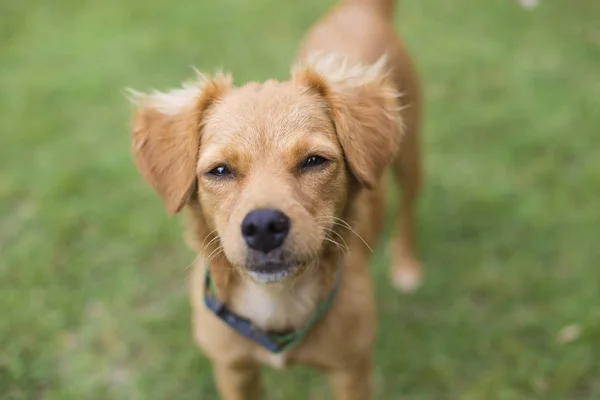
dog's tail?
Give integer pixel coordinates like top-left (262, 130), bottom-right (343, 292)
top-left (346, 0), bottom-right (396, 17)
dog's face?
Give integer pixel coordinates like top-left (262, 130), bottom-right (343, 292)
top-left (131, 55), bottom-right (401, 284)
top-left (196, 82), bottom-right (349, 283)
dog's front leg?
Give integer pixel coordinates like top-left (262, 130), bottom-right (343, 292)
top-left (213, 362), bottom-right (263, 400)
top-left (328, 356), bottom-right (373, 400)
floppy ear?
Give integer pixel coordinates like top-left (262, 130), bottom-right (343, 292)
top-left (129, 73), bottom-right (231, 215)
top-left (293, 54), bottom-right (403, 189)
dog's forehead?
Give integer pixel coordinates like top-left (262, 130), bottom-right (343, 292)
top-left (202, 81), bottom-right (334, 146)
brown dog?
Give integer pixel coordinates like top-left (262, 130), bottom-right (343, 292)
top-left (129, 0), bottom-right (422, 398)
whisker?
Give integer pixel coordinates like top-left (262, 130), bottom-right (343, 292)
top-left (181, 251), bottom-right (203, 272)
top-left (324, 237), bottom-right (346, 256)
top-left (326, 228), bottom-right (349, 253)
top-left (317, 216), bottom-right (373, 253)
top-left (206, 246), bottom-right (225, 265)
top-left (316, 215), bottom-right (352, 229)
top-left (201, 234), bottom-right (221, 256)
top-left (198, 229), bottom-right (218, 253)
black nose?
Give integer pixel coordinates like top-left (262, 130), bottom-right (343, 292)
top-left (241, 209), bottom-right (290, 253)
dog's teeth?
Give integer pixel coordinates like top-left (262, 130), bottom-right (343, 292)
top-left (249, 270), bottom-right (290, 284)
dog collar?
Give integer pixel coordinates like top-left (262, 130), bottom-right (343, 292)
top-left (203, 264), bottom-right (342, 354)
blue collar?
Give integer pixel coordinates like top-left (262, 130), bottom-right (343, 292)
top-left (203, 265), bottom-right (343, 354)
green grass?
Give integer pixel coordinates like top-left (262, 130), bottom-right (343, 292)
top-left (1, 0), bottom-right (599, 398)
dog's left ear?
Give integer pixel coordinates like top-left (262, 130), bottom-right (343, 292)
top-left (129, 73), bottom-right (231, 215)
top-left (293, 54), bottom-right (402, 189)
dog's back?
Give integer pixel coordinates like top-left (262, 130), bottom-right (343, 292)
top-left (298, 0), bottom-right (418, 96)
top-left (300, 1), bottom-right (396, 62)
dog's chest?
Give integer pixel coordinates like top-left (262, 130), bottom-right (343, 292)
top-left (230, 278), bottom-right (320, 335)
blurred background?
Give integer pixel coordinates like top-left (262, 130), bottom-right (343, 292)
top-left (1, 0), bottom-right (599, 398)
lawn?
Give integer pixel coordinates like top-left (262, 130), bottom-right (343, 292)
top-left (1, 0), bottom-right (599, 398)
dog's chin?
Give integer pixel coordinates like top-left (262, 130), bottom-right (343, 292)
top-left (246, 263), bottom-right (303, 284)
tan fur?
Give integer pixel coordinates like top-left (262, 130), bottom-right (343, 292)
top-left (129, 0), bottom-right (422, 398)
top-left (298, 0), bottom-right (424, 292)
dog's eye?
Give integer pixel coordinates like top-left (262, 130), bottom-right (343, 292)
top-left (208, 165), bottom-right (232, 177)
top-left (302, 155), bottom-right (328, 169)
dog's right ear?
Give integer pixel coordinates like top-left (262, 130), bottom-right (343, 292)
top-left (129, 73), bottom-right (231, 215)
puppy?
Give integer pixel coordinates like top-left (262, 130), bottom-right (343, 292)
top-left (129, 0), bottom-right (422, 398)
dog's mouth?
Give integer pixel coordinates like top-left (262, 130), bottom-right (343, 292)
top-left (246, 262), bottom-right (302, 284)
top-left (244, 249), bottom-right (307, 284)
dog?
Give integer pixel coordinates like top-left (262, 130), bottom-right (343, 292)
top-left (129, 0), bottom-right (422, 398)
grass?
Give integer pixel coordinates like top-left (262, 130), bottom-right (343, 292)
top-left (1, 0), bottom-right (599, 398)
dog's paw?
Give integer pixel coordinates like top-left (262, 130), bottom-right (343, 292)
top-left (391, 257), bottom-right (423, 294)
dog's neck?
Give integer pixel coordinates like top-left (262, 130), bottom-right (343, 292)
top-left (206, 253), bottom-right (339, 333)
top-left (229, 267), bottom-right (323, 332)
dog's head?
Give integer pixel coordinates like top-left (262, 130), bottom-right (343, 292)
top-left (130, 55), bottom-right (401, 284)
